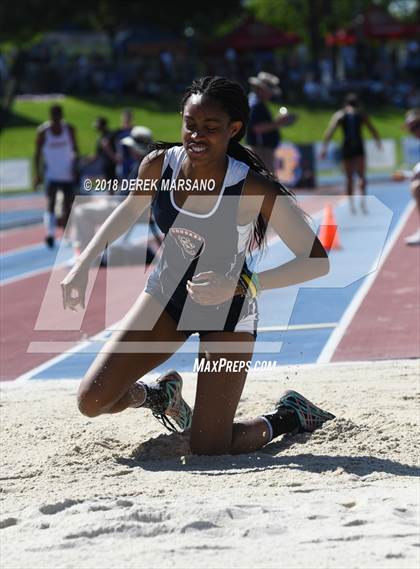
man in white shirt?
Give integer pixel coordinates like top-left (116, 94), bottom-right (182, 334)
top-left (71, 126), bottom-right (161, 266)
top-left (34, 104), bottom-right (79, 247)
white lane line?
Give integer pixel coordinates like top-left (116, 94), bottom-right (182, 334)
top-left (317, 200), bottom-right (415, 364)
top-left (258, 322), bottom-right (337, 332)
top-left (0, 261), bottom-right (71, 287)
top-left (0, 222), bottom-right (42, 235)
top-left (1, 242), bottom-right (44, 258)
top-left (13, 327), bottom-right (111, 382)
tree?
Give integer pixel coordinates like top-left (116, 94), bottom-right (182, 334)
top-left (245, 0), bottom-right (401, 79)
top-left (0, 0), bottom-right (243, 45)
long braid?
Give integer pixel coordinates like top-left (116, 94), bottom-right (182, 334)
top-left (151, 76), bottom-right (298, 254)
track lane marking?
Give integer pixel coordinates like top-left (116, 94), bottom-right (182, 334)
top-left (317, 200), bottom-right (415, 364)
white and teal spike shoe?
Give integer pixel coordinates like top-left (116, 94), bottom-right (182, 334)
top-left (277, 390), bottom-right (335, 433)
top-left (144, 370), bottom-right (192, 433)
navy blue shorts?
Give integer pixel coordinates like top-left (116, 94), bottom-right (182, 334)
top-left (342, 143), bottom-right (365, 160)
top-left (145, 272), bottom-right (258, 339)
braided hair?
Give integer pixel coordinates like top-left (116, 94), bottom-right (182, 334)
top-left (152, 76), bottom-right (296, 254)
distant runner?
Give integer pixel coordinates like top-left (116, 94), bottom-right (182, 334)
top-left (34, 104), bottom-right (79, 247)
top-left (321, 93), bottom-right (382, 214)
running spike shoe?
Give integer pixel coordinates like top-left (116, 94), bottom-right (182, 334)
top-left (277, 390), bottom-right (335, 433)
top-left (144, 370), bottom-right (192, 433)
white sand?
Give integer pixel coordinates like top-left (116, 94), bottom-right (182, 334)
top-left (1, 359), bottom-right (419, 569)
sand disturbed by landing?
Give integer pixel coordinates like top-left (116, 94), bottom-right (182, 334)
top-left (1, 359), bottom-right (419, 569)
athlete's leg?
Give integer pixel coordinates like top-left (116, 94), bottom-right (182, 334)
top-left (44, 181), bottom-right (59, 245)
top-left (354, 156), bottom-right (368, 213)
top-left (343, 158), bottom-right (356, 213)
top-left (44, 181), bottom-right (58, 242)
top-left (190, 332), bottom-right (274, 455)
top-left (62, 183), bottom-right (75, 230)
top-left (354, 155), bottom-right (367, 194)
top-left (45, 181), bottom-right (57, 214)
top-left (77, 291), bottom-right (187, 417)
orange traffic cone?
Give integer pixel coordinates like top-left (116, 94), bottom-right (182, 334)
top-left (319, 203), bottom-right (341, 251)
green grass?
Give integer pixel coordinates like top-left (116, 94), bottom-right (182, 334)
top-left (0, 95), bottom-right (405, 161)
top-left (0, 95), bottom-right (184, 159)
top-left (1, 96), bottom-right (404, 195)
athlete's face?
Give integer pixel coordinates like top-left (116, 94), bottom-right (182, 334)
top-left (182, 94), bottom-right (242, 162)
top-left (50, 107), bottom-right (63, 123)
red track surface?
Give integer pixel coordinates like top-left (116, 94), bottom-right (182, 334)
top-left (0, 194), bottom-right (344, 381)
top-left (1, 225), bottom-right (50, 253)
top-left (333, 208), bottom-right (420, 361)
top-left (0, 264), bottom-right (151, 380)
top-left (2, 190), bottom-right (411, 381)
top-left (1, 195), bottom-right (45, 211)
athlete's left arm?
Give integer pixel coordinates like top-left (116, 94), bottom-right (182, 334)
top-left (254, 176), bottom-right (329, 291)
top-left (363, 114), bottom-right (382, 149)
top-left (68, 124), bottom-right (80, 159)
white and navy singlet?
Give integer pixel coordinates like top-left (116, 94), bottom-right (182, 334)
top-left (41, 121), bottom-right (75, 183)
top-left (145, 145), bottom-right (259, 337)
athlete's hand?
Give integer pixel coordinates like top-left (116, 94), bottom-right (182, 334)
top-left (186, 271), bottom-right (236, 305)
top-left (33, 175), bottom-right (42, 191)
top-left (60, 262), bottom-right (89, 311)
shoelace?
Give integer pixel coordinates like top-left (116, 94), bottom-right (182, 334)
top-left (145, 382), bottom-right (182, 433)
top-left (151, 411), bottom-right (179, 433)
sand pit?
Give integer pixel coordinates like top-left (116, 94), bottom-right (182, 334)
top-left (1, 359), bottom-right (419, 569)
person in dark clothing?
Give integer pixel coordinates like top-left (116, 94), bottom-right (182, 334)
top-left (112, 109), bottom-right (135, 180)
top-left (61, 77), bottom-right (334, 455)
top-left (92, 117), bottom-right (116, 181)
top-left (246, 71), bottom-right (297, 174)
top-left (320, 93), bottom-right (382, 214)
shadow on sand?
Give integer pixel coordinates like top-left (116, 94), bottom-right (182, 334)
top-left (114, 431), bottom-right (420, 479)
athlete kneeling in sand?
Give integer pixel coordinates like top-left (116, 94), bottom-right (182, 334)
top-left (61, 77), bottom-right (335, 455)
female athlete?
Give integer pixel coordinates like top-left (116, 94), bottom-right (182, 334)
top-left (320, 93), bottom-right (382, 214)
top-left (61, 77), bottom-right (334, 456)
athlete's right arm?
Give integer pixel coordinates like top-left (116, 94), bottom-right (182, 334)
top-left (320, 112), bottom-right (341, 158)
top-left (75, 151), bottom-right (163, 269)
top-left (60, 151), bottom-right (164, 310)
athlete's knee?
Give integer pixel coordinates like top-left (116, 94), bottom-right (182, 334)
top-left (190, 439), bottom-right (230, 456)
top-left (189, 430), bottom-right (231, 456)
top-left (77, 382), bottom-right (105, 418)
top-left (77, 391), bottom-right (101, 418)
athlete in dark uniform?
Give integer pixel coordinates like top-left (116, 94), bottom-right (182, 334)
top-left (145, 145), bottom-right (258, 338)
top-left (92, 117), bottom-right (116, 182)
top-left (61, 77), bottom-right (334, 455)
top-left (321, 93), bottom-right (382, 214)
